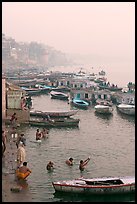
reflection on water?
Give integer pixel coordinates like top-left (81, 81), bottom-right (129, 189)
top-left (94, 111), bottom-right (113, 120)
top-left (116, 109), bottom-right (135, 123)
top-left (54, 192), bottom-right (135, 202)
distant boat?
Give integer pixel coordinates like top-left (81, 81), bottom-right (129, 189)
top-left (94, 77), bottom-right (107, 83)
top-left (52, 176), bottom-right (135, 195)
top-left (116, 104), bottom-right (135, 116)
top-left (94, 104), bottom-right (113, 114)
top-left (94, 100), bottom-right (113, 114)
top-left (72, 98), bottom-right (89, 109)
top-left (28, 117), bottom-right (80, 128)
top-left (99, 70), bottom-right (106, 76)
top-left (30, 110), bottom-right (78, 118)
top-left (98, 83), bottom-right (123, 91)
top-left (51, 86), bottom-right (70, 92)
top-left (35, 84), bottom-right (51, 93)
top-left (50, 91), bottom-right (69, 100)
top-left (21, 87), bottom-right (41, 95)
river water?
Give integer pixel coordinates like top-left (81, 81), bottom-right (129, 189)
top-left (14, 93), bottom-right (135, 202)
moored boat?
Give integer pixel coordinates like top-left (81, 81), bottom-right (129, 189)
top-left (95, 100), bottom-right (113, 114)
top-left (71, 98), bottom-right (89, 109)
top-left (30, 110), bottom-right (78, 118)
top-left (50, 91), bottom-right (69, 100)
top-left (116, 104), bottom-right (135, 116)
top-left (52, 176), bottom-right (135, 195)
top-left (29, 117), bottom-right (80, 128)
top-left (21, 86), bottom-right (42, 95)
top-left (98, 83), bottom-right (123, 91)
top-left (94, 104), bottom-right (113, 114)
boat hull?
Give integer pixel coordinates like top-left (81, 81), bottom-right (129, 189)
top-left (94, 105), bottom-right (113, 114)
top-left (53, 183), bottom-right (135, 195)
top-left (29, 118), bottom-right (80, 127)
top-left (30, 110), bottom-right (78, 118)
top-left (51, 94), bottom-right (69, 100)
top-left (98, 85), bottom-right (122, 91)
top-left (72, 99), bottom-right (89, 109)
top-left (117, 104), bottom-right (135, 116)
top-left (50, 91), bottom-right (69, 100)
top-left (52, 176), bottom-right (135, 195)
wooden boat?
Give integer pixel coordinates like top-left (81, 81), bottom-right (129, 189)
top-left (99, 70), bottom-right (106, 76)
top-left (29, 117), bottom-right (80, 127)
top-left (116, 104), bottom-right (135, 116)
top-left (51, 86), bottom-right (70, 92)
top-left (52, 176), bottom-right (135, 195)
top-left (35, 84), bottom-right (51, 93)
top-left (72, 98), bottom-right (89, 109)
top-left (94, 101), bottom-right (113, 114)
top-left (94, 77), bottom-right (107, 83)
top-left (30, 110), bottom-right (78, 118)
top-left (94, 104), bottom-right (113, 114)
top-left (21, 86), bottom-right (42, 95)
top-left (98, 84), bottom-right (123, 91)
top-left (50, 91), bottom-right (69, 100)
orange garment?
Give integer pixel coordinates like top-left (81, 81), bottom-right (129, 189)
top-left (16, 169), bottom-right (31, 179)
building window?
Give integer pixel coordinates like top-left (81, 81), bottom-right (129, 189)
top-left (80, 84), bottom-right (83, 88)
top-left (85, 93), bottom-right (88, 99)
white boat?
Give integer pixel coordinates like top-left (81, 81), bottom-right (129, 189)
top-left (52, 176), bottom-right (135, 195)
top-left (117, 104), bottom-right (135, 116)
top-left (94, 100), bottom-right (113, 114)
top-left (50, 91), bottom-right (69, 100)
top-left (94, 104), bottom-right (113, 114)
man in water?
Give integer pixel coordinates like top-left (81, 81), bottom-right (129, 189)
top-left (65, 157), bottom-right (74, 166)
top-left (79, 157), bottom-right (90, 171)
top-left (41, 128), bottom-right (49, 139)
top-left (16, 133), bottom-right (26, 148)
top-left (18, 162), bottom-right (31, 174)
top-left (16, 162), bottom-right (31, 180)
top-left (36, 129), bottom-right (41, 140)
top-left (46, 161), bottom-right (54, 171)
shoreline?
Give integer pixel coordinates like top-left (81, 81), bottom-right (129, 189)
top-left (2, 124), bottom-right (32, 202)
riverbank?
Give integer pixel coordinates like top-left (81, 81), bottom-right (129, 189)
top-left (2, 124), bottom-right (32, 202)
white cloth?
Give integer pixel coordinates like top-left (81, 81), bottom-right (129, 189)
top-left (17, 146), bottom-right (26, 166)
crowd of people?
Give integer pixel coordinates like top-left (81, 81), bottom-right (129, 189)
top-left (46, 157), bottom-right (90, 172)
top-left (2, 112), bottom-right (32, 182)
top-left (3, 112), bottom-right (91, 186)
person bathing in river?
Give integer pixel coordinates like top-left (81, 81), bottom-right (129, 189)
top-left (36, 129), bottom-right (41, 141)
top-left (41, 128), bottom-right (49, 139)
top-left (16, 133), bottom-right (26, 148)
top-left (79, 157), bottom-right (90, 171)
top-left (16, 162), bottom-right (31, 180)
top-left (66, 157), bottom-right (74, 166)
top-left (46, 161), bottom-right (54, 171)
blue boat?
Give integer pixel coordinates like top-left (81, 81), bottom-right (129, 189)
top-left (72, 98), bottom-right (89, 109)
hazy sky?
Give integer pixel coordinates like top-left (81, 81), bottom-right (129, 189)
top-left (2, 2), bottom-right (135, 58)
